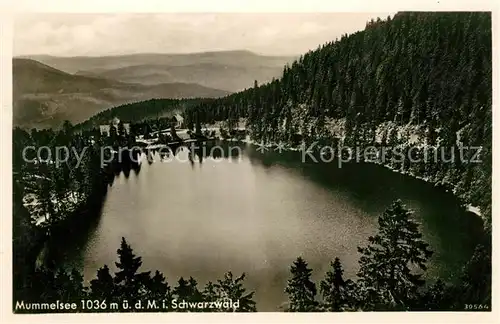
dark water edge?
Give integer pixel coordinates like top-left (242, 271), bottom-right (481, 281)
top-left (42, 151), bottom-right (143, 269)
top-left (41, 141), bottom-right (487, 311)
top-left (13, 148), bottom-right (147, 306)
top-left (246, 143), bottom-right (486, 275)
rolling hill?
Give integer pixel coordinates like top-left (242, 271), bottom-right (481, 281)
top-left (13, 58), bottom-right (229, 129)
top-left (74, 62), bottom-right (287, 92)
top-left (20, 50), bottom-right (295, 92)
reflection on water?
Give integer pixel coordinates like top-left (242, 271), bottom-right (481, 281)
top-left (54, 141), bottom-right (484, 311)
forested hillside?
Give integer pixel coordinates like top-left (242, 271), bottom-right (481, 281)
top-left (76, 98), bottom-right (205, 130)
top-left (184, 12), bottom-right (492, 226)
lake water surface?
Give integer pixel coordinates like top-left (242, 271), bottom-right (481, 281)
top-left (55, 142), bottom-right (484, 311)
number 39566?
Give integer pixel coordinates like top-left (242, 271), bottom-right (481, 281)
top-left (464, 304), bottom-right (489, 310)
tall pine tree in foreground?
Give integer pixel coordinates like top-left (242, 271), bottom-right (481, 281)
top-left (284, 257), bottom-right (318, 311)
top-left (114, 237), bottom-right (151, 302)
top-left (319, 257), bottom-right (357, 311)
top-left (89, 265), bottom-right (116, 302)
top-left (172, 276), bottom-right (204, 312)
top-left (146, 270), bottom-right (172, 305)
top-left (356, 200), bottom-right (433, 310)
top-left (214, 272), bottom-right (257, 312)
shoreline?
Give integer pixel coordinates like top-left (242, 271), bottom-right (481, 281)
top-left (221, 136), bottom-right (485, 224)
top-left (139, 129), bottom-right (486, 224)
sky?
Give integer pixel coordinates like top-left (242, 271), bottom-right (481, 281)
top-left (14, 13), bottom-right (393, 57)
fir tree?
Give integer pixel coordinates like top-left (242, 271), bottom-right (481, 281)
top-left (145, 270), bottom-right (172, 306)
top-left (114, 237), bottom-right (151, 302)
top-left (319, 257), bottom-right (357, 311)
top-left (202, 281), bottom-right (219, 309)
top-left (416, 279), bottom-right (449, 310)
top-left (90, 265), bottom-right (116, 302)
top-left (356, 199), bottom-right (433, 310)
top-left (172, 276), bottom-right (203, 308)
top-left (53, 268), bottom-right (85, 302)
top-left (214, 272), bottom-right (257, 312)
top-left (451, 243), bottom-right (491, 309)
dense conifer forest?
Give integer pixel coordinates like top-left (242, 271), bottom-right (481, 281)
top-left (76, 98), bottom-right (205, 131)
top-left (184, 12), bottom-right (492, 227)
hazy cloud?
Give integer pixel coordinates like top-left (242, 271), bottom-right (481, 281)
top-left (14, 13), bottom-right (393, 56)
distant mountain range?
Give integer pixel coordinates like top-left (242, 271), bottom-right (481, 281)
top-left (14, 50), bottom-right (294, 129)
top-left (13, 58), bottom-right (229, 129)
top-left (19, 50), bottom-right (295, 92)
